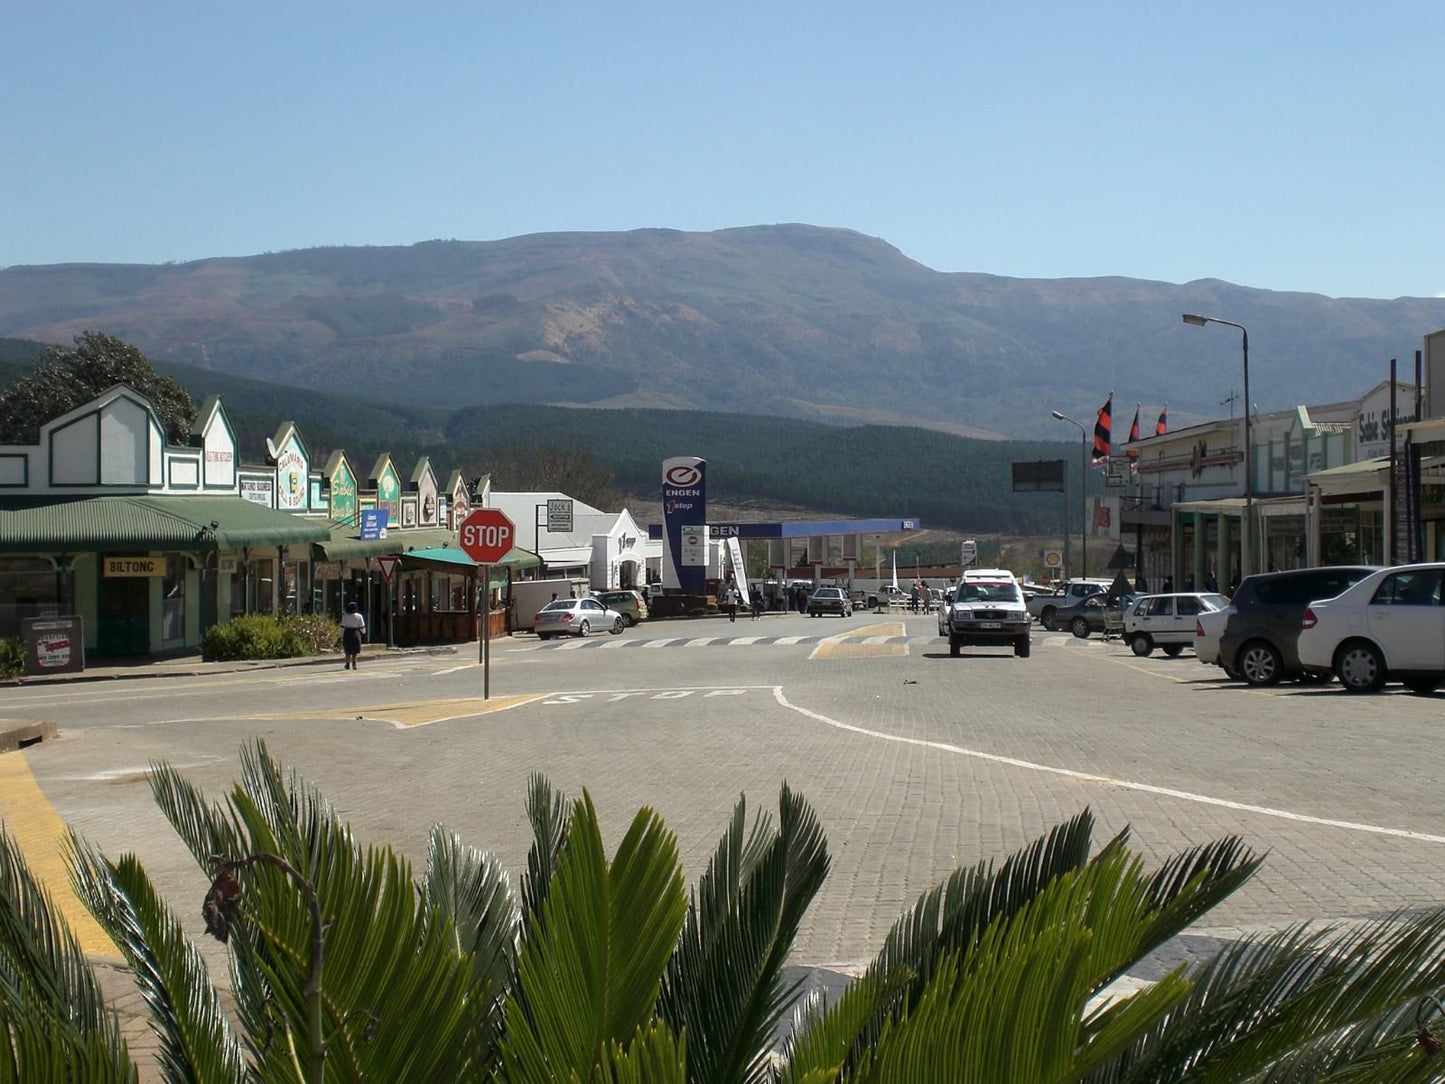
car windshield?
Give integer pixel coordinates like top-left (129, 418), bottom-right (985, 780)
top-left (540, 600), bottom-right (572, 612)
top-left (958, 583), bottom-right (1021, 603)
top-left (815, 588), bottom-right (842, 598)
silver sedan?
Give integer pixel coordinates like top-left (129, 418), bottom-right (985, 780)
top-left (533, 597), bottom-right (625, 639)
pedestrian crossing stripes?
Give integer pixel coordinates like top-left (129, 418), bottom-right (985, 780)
top-left (515, 630), bottom-right (1111, 652)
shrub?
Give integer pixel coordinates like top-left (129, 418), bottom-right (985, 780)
top-left (204, 614), bottom-right (342, 661)
top-left (280, 613), bottom-right (341, 656)
top-left (0, 636), bottom-right (24, 680)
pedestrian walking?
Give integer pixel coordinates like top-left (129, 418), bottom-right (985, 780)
top-left (751, 590), bottom-right (764, 620)
top-left (721, 581), bottom-right (739, 622)
top-left (341, 601), bottom-right (366, 670)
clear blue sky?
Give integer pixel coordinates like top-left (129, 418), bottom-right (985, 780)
top-left (4, 1), bottom-right (1441, 299)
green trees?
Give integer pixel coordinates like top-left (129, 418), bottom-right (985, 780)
top-left (3, 739), bottom-right (1445, 1081)
top-left (0, 332), bottom-right (196, 444)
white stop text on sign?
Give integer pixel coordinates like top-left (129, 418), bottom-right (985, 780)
top-left (463, 523), bottom-right (512, 549)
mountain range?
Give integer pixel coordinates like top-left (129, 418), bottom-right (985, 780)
top-left (3, 225), bottom-right (1442, 439)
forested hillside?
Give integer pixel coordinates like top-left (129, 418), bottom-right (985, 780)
top-left (2, 338), bottom-right (1086, 534)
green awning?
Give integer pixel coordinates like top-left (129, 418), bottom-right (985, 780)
top-left (0, 495), bottom-right (330, 554)
top-left (313, 526), bottom-right (460, 561)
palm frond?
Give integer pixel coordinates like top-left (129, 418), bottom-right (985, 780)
top-left (595, 1022), bottom-right (688, 1084)
top-left (423, 823), bottom-right (519, 998)
top-left (502, 790), bottom-right (687, 1082)
top-left (0, 826), bottom-right (131, 1079)
top-left (777, 966), bottom-right (912, 1084)
top-left (1086, 909), bottom-right (1445, 1083)
top-left (520, 771), bottom-right (570, 936)
top-left (658, 783), bottom-right (830, 1084)
top-left (67, 834), bottom-right (244, 1084)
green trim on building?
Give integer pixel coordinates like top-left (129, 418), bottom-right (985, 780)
top-left (314, 525), bottom-right (460, 561)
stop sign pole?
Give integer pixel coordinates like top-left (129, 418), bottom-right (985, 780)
top-left (459, 509), bottom-right (516, 699)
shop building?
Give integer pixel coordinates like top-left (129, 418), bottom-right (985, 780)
top-left (0, 383), bottom-right (531, 658)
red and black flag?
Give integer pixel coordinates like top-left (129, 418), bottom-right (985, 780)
top-left (1127, 403), bottom-right (1141, 471)
top-left (1092, 392), bottom-right (1113, 466)
top-left (1155, 404), bottom-right (1168, 436)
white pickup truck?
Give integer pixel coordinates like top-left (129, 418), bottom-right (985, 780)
top-left (1026, 579), bottom-right (1113, 630)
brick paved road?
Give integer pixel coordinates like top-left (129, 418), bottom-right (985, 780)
top-left (4, 609), bottom-right (1443, 1072)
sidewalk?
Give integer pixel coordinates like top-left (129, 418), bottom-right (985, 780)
top-left (4, 642), bottom-right (460, 688)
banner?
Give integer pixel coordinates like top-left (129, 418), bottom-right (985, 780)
top-left (661, 456), bottom-right (707, 594)
top-left (725, 536), bottom-right (750, 605)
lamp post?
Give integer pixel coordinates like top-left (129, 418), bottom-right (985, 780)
top-left (1051, 410), bottom-right (1088, 578)
top-left (1182, 313), bottom-right (1251, 578)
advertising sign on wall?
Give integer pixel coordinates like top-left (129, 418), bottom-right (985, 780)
top-left (661, 456), bottom-right (707, 594)
top-left (240, 476), bottom-right (274, 507)
top-left (275, 438), bottom-right (308, 510)
top-left (23, 615), bottom-right (85, 675)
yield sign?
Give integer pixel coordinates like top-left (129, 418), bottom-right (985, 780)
top-left (375, 555), bottom-right (400, 584)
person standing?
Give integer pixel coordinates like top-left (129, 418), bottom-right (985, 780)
top-left (721, 579), bottom-right (739, 622)
top-left (341, 601), bottom-right (366, 670)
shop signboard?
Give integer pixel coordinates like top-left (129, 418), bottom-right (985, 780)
top-left (105, 556), bottom-right (164, 577)
top-left (22, 615), bottom-right (85, 675)
top-left (240, 476), bottom-right (274, 507)
top-left (547, 498), bottom-right (574, 532)
top-left (360, 509), bottom-right (388, 541)
top-left (275, 436), bottom-right (308, 510)
top-left (376, 462), bottom-right (402, 527)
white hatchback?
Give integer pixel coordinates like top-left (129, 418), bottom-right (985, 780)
top-left (1296, 563), bottom-right (1445, 693)
top-left (1122, 593), bottom-right (1228, 657)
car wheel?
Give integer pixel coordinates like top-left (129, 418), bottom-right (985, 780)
top-left (1040, 607), bottom-right (1056, 631)
top-left (1404, 677), bottom-right (1441, 695)
top-left (1334, 640), bottom-right (1386, 693)
top-left (611, 617), bottom-right (624, 635)
top-left (1130, 633), bottom-right (1153, 657)
top-left (623, 613), bottom-right (636, 627)
top-left (1222, 665), bottom-right (1241, 681)
top-left (536, 633), bottom-right (551, 641)
top-left (1238, 640), bottom-right (1282, 685)
top-left (1071, 617), bottom-right (1091, 639)
top-left (1014, 637), bottom-right (1030, 658)
top-left (1162, 644), bottom-right (1185, 658)
top-left (577, 620), bottom-right (590, 638)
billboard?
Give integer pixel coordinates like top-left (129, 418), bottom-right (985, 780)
top-left (661, 456), bottom-right (707, 594)
top-left (1012, 460), bottom-right (1066, 492)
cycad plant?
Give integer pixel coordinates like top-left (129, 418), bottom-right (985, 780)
top-left (2, 737), bottom-right (1445, 1082)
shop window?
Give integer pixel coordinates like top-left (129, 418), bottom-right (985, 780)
top-left (251, 559), bottom-right (275, 613)
top-left (0, 557), bottom-right (61, 638)
top-left (162, 557), bottom-right (186, 642)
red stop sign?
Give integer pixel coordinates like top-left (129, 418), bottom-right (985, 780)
top-left (458, 508), bottom-right (516, 563)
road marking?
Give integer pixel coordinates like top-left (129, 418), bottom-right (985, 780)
top-left (432, 663), bottom-right (477, 675)
top-left (538, 685), bottom-right (772, 706)
top-left (772, 688), bottom-right (1445, 846)
top-left (810, 620), bottom-right (907, 660)
top-left (0, 752), bottom-right (115, 955)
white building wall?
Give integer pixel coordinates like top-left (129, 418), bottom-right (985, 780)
top-left (51, 416), bottom-right (99, 485)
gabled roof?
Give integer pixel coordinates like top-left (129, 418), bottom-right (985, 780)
top-left (409, 456), bottom-right (437, 488)
top-left (369, 453), bottom-right (397, 486)
top-left (266, 420), bottom-right (308, 463)
top-left (323, 449), bottom-right (354, 479)
top-left (188, 395), bottom-right (235, 447)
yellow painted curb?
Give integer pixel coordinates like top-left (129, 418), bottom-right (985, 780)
top-left (0, 751), bottom-right (115, 956)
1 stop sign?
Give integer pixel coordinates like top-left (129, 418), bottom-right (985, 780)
top-left (459, 508), bottom-right (515, 564)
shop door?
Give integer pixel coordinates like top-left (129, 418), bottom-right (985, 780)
top-left (98, 577), bottom-right (150, 656)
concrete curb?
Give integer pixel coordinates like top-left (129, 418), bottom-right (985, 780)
top-left (2, 644), bottom-right (461, 689)
top-left (0, 719), bottom-right (58, 754)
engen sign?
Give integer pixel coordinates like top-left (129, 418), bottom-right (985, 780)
top-left (661, 455), bottom-right (707, 594)
top-left (459, 508), bottom-right (515, 563)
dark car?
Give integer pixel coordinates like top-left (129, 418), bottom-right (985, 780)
top-left (1051, 593), bottom-right (1135, 639)
top-left (1216, 566), bottom-right (1378, 685)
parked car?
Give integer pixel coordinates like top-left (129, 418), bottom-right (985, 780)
top-left (944, 578), bottom-right (1031, 658)
top-left (1123, 592), bottom-right (1228, 657)
top-left (1051, 593), bottom-right (1136, 639)
top-left (533, 597), bottom-right (625, 639)
top-left (1194, 607), bottom-right (1230, 669)
top-left (1216, 566), bottom-right (1377, 685)
top-left (1297, 562), bottom-right (1445, 693)
top-left (866, 585), bottom-right (909, 608)
top-left (1027, 579), bottom-right (1113, 630)
top-left (593, 589), bottom-right (647, 626)
top-left (806, 586), bottom-right (853, 617)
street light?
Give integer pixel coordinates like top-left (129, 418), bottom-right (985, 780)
top-left (1182, 313), bottom-right (1251, 577)
top-left (1051, 410), bottom-right (1087, 578)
